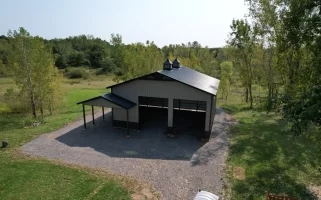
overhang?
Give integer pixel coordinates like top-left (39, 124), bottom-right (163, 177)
top-left (77, 93), bottom-right (136, 109)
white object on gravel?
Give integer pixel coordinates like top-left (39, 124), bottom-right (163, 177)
top-left (194, 190), bottom-right (219, 200)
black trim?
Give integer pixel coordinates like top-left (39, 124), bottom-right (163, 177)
top-left (92, 106), bottom-right (95, 124)
top-left (111, 88), bottom-right (114, 121)
top-left (113, 120), bottom-right (140, 129)
top-left (82, 104), bottom-right (86, 129)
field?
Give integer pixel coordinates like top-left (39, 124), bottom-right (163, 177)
top-left (0, 76), bottom-right (140, 200)
top-left (217, 89), bottom-right (321, 199)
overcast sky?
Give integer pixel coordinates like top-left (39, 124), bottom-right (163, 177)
top-left (0, 0), bottom-right (248, 47)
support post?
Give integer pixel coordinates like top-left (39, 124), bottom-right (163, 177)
top-left (102, 107), bottom-right (105, 119)
top-left (126, 109), bottom-right (129, 137)
top-left (168, 98), bottom-right (173, 133)
top-left (92, 106), bottom-right (95, 125)
top-left (82, 104), bottom-right (86, 129)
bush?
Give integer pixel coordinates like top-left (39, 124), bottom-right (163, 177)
top-left (65, 67), bottom-right (89, 79)
top-left (95, 58), bottom-right (117, 75)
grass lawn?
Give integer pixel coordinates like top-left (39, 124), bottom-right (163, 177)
top-left (0, 77), bottom-right (136, 200)
top-left (219, 99), bottom-right (321, 199)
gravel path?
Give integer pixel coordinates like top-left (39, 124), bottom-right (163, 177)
top-left (21, 107), bottom-right (235, 200)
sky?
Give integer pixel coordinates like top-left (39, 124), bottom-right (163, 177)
top-left (0, 0), bottom-right (248, 47)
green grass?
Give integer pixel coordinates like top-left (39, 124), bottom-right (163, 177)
top-left (0, 77), bottom-right (133, 200)
top-left (0, 157), bottom-right (130, 200)
top-left (221, 103), bottom-right (321, 199)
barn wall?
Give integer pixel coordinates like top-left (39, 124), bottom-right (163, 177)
top-left (113, 108), bottom-right (127, 120)
top-left (112, 79), bottom-right (212, 131)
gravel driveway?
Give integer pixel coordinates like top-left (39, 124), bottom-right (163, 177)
top-left (21, 107), bottom-right (234, 200)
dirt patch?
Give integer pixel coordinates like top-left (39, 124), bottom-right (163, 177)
top-left (309, 186), bottom-right (321, 199)
top-left (85, 183), bottom-right (105, 200)
top-left (233, 166), bottom-right (246, 180)
top-left (131, 187), bottom-right (158, 200)
top-left (131, 193), bottom-right (146, 200)
top-left (225, 113), bottom-right (236, 122)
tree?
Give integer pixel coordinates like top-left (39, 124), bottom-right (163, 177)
top-left (279, 0), bottom-right (321, 135)
top-left (220, 61), bottom-right (233, 101)
top-left (7, 27), bottom-right (61, 119)
top-left (228, 19), bottom-right (258, 108)
top-left (0, 36), bottom-right (9, 76)
top-left (110, 34), bottom-right (126, 81)
top-left (243, 0), bottom-right (321, 135)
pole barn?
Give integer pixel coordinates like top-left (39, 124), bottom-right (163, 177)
top-left (77, 58), bottom-right (220, 139)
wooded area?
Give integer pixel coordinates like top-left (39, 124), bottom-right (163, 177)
top-left (0, 0), bottom-right (320, 137)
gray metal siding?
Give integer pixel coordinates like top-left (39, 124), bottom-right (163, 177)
top-left (112, 80), bottom-right (212, 131)
top-left (113, 108), bottom-right (127, 120)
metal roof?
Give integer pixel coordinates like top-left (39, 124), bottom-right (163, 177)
top-left (77, 93), bottom-right (136, 109)
top-left (107, 66), bottom-right (220, 96)
top-left (158, 66), bottom-right (220, 95)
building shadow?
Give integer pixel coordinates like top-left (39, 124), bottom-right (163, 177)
top-left (55, 111), bottom-right (211, 161)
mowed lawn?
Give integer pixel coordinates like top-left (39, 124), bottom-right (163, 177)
top-left (219, 99), bottom-right (321, 199)
top-left (0, 77), bottom-right (133, 200)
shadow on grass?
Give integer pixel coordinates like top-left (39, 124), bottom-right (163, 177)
top-left (226, 104), bottom-right (321, 199)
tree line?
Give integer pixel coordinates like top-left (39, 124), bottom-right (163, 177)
top-left (1, 33), bottom-right (230, 80)
top-left (228, 0), bottom-right (320, 136)
top-left (0, 28), bottom-right (232, 119)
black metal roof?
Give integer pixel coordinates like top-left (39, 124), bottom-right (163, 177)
top-left (77, 93), bottom-right (136, 109)
top-left (158, 66), bottom-right (220, 95)
top-left (107, 66), bottom-right (220, 95)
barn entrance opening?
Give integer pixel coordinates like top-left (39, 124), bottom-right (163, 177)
top-left (138, 96), bottom-right (168, 129)
top-left (173, 99), bottom-right (206, 135)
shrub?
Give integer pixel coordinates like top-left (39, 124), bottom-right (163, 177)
top-left (65, 67), bottom-right (89, 79)
top-left (95, 58), bottom-right (117, 75)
